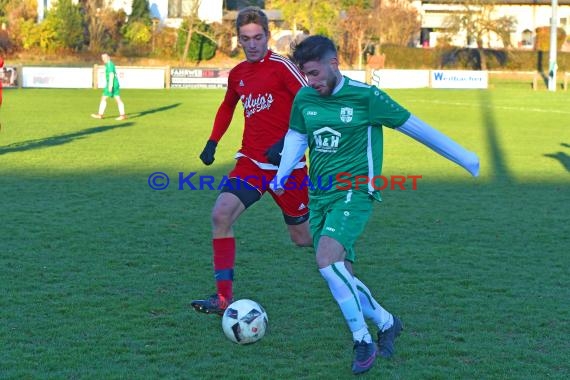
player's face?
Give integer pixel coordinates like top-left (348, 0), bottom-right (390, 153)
top-left (238, 23), bottom-right (269, 63)
top-left (301, 58), bottom-right (340, 97)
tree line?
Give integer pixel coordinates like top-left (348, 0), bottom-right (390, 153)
top-left (0, 0), bottom-right (534, 69)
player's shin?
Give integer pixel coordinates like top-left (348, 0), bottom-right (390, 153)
top-left (212, 237), bottom-right (236, 301)
top-left (118, 100), bottom-right (125, 116)
top-left (354, 276), bottom-right (393, 331)
top-left (98, 99), bottom-right (107, 116)
top-left (320, 262), bottom-right (371, 343)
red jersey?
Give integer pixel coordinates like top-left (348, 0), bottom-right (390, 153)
top-left (209, 50), bottom-right (307, 164)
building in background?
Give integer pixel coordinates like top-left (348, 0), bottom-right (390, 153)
top-left (416, 0), bottom-right (570, 49)
top-left (148, 0), bottom-right (223, 27)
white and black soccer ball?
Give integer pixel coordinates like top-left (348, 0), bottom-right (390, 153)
top-left (221, 299), bottom-right (268, 344)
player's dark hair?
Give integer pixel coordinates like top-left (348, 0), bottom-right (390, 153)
top-left (291, 35), bottom-right (337, 70)
top-left (236, 6), bottom-right (269, 36)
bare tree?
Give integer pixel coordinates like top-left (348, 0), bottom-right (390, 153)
top-left (371, 0), bottom-right (420, 47)
top-left (339, 5), bottom-right (376, 69)
top-left (268, 0), bottom-right (420, 67)
top-left (210, 20), bottom-right (235, 56)
top-left (444, 0), bottom-right (517, 70)
top-left (336, 0), bottom-right (420, 68)
top-left (181, 0), bottom-right (202, 64)
top-left (83, 1), bottom-right (126, 53)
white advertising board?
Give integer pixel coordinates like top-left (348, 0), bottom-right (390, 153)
top-left (370, 69), bottom-right (430, 89)
top-left (22, 67), bottom-right (93, 88)
top-left (170, 77), bottom-right (228, 88)
top-left (96, 67), bottom-right (166, 89)
top-left (431, 70), bottom-right (488, 89)
top-left (170, 68), bottom-right (229, 88)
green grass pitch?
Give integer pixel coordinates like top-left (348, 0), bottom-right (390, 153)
top-left (1, 85), bottom-right (569, 379)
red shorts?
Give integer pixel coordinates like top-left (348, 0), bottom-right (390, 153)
top-left (228, 157), bottom-right (309, 218)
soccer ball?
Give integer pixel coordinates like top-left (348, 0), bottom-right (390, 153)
top-left (221, 299), bottom-right (268, 344)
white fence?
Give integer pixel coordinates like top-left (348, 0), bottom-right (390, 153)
top-left (12, 66), bottom-right (371, 90)
top-left (370, 69), bottom-right (489, 89)
top-left (22, 67), bottom-right (93, 88)
top-left (11, 65), bottom-right (569, 90)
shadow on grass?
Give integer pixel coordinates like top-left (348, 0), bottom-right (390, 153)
top-left (544, 143), bottom-right (570, 173)
top-left (2, 168), bottom-right (569, 379)
top-left (478, 90), bottom-right (511, 182)
top-left (537, 51), bottom-right (549, 87)
top-left (0, 122), bottom-right (134, 156)
top-left (126, 103), bottom-right (182, 120)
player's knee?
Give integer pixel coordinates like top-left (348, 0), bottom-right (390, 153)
top-left (285, 215), bottom-right (312, 247)
top-left (290, 233), bottom-right (312, 247)
top-left (294, 238), bottom-right (313, 248)
top-left (211, 207), bottom-right (232, 228)
top-left (316, 254), bottom-right (332, 269)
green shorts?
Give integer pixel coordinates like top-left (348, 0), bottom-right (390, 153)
top-left (103, 86), bottom-right (120, 97)
top-left (309, 190), bottom-right (373, 262)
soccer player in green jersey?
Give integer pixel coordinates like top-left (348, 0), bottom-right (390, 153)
top-left (91, 53), bottom-right (127, 121)
top-left (272, 35), bottom-right (479, 375)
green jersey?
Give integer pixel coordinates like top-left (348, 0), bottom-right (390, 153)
top-left (290, 76), bottom-right (410, 200)
top-left (103, 60), bottom-right (120, 97)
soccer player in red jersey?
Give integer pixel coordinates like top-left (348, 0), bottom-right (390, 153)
top-left (191, 6), bottom-right (312, 315)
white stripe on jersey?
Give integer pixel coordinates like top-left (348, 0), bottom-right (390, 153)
top-left (347, 78), bottom-right (371, 88)
top-left (366, 126), bottom-right (375, 194)
top-left (269, 53), bottom-right (308, 86)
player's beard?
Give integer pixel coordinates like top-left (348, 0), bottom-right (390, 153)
top-left (320, 66), bottom-right (340, 96)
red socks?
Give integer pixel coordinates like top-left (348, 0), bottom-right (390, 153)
top-left (213, 237), bottom-right (236, 301)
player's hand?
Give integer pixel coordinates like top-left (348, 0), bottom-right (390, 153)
top-left (265, 137), bottom-right (284, 166)
top-left (199, 139), bottom-right (217, 165)
top-left (269, 176), bottom-right (285, 196)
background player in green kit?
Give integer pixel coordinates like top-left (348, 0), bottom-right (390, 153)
top-left (91, 53), bottom-right (127, 121)
top-left (272, 35), bottom-right (479, 375)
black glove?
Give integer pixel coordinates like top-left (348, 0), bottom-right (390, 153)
top-left (199, 139), bottom-right (217, 165)
top-left (265, 137), bottom-right (284, 166)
